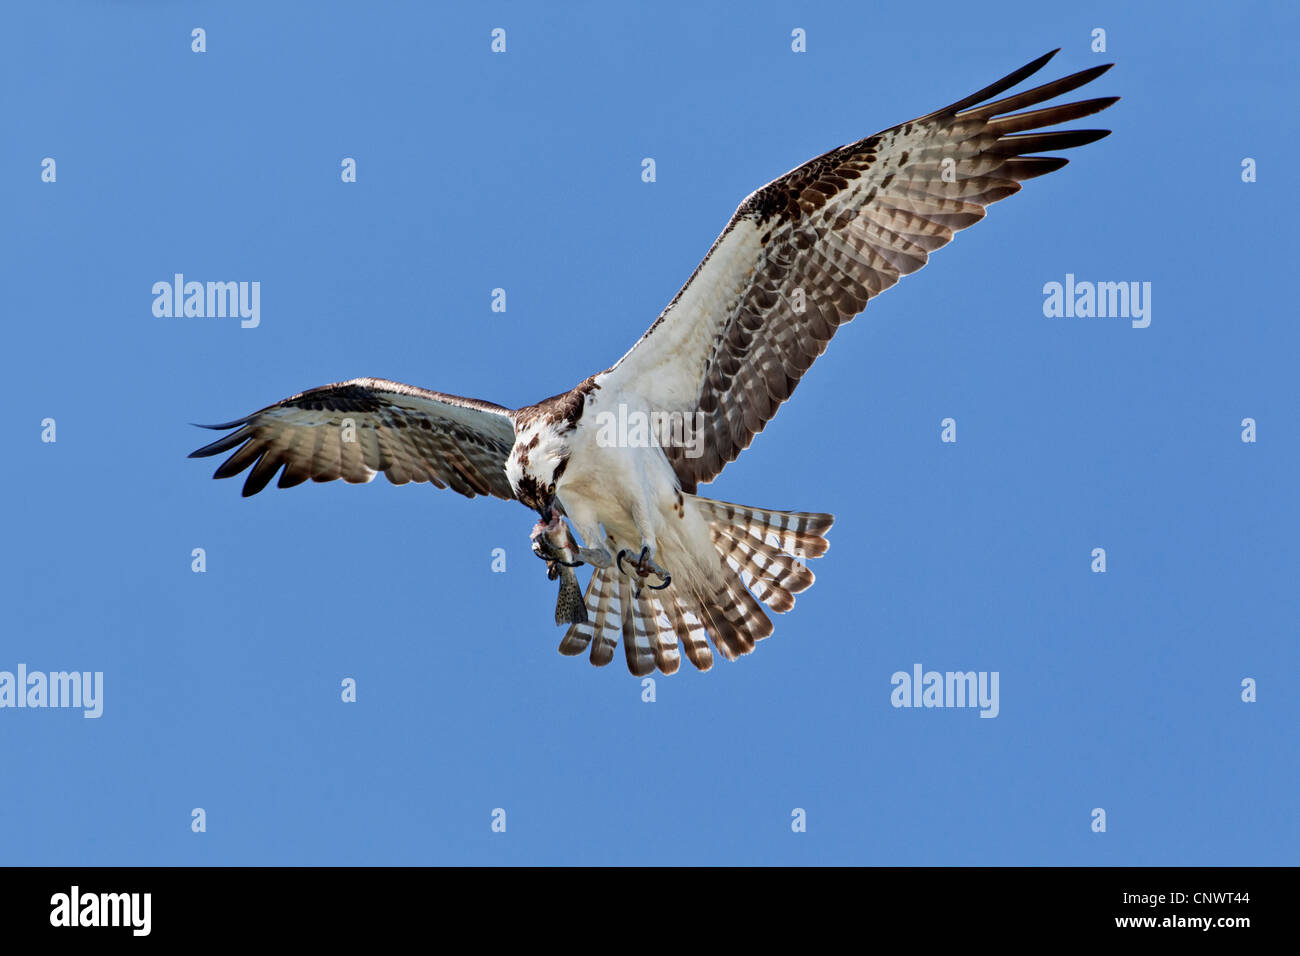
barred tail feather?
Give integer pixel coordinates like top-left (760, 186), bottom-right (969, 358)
top-left (698, 497), bottom-right (834, 612)
top-left (620, 572), bottom-right (657, 677)
top-left (557, 500), bottom-right (832, 675)
top-left (558, 538), bottom-right (622, 666)
top-left (702, 576), bottom-right (772, 661)
top-left (663, 597), bottom-right (710, 671)
top-left (561, 563), bottom-right (696, 675)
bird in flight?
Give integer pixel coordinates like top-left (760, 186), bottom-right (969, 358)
top-left (191, 50), bottom-right (1116, 676)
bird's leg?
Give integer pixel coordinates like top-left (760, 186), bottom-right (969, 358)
top-left (574, 545), bottom-right (612, 568)
top-left (616, 545), bottom-right (671, 590)
top-left (619, 491), bottom-right (670, 590)
top-left (564, 513), bottom-right (614, 569)
top-left (635, 546), bottom-right (671, 587)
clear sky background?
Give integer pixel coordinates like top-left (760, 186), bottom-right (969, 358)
top-left (3, 1), bottom-right (1295, 865)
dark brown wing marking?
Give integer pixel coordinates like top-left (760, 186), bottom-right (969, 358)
top-left (600, 50), bottom-right (1117, 492)
top-left (189, 377), bottom-right (517, 499)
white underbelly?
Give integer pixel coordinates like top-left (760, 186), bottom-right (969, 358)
top-left (557, 418), bottom-right (720, 587)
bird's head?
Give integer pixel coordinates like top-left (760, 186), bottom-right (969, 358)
top-left (506, 421), bottom-right (571, 521)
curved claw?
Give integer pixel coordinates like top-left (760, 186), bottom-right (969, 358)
top-left (617, 547), bottom-right (671, 589)
top-left (555, 557), bottom-right (583, 568)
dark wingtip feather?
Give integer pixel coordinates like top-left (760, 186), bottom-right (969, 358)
top-left (931, 49), bottom-right (1061, 117)
top-left (189, 424), bottom-right (254, 459)
top-left (277, 470), bottom-right (310, 490)
top-left (188, 418), bottom-right (251, 458)
top-left (958, 63), bottom-right (1118, 124)
top-left (986, 96), bottom-right (1121, 136)
top-left (240, 453), bottom-right (282, 497)
top-left (1000, 128), bottom-right (1113, 154)
top-left (1004, 156), bottom-right (1071, 179)
top-left (1053, 63), bottom-right (1115, 88)
top-left (189, 438), bottom-right (241, 459)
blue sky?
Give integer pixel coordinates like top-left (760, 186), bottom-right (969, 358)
top-left (2, 1), bottom-right (1296, 865)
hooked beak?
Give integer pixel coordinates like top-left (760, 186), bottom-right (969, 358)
top-left (539, 499), bottom-right (554, 524)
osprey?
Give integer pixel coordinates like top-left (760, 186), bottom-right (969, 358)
top-left (191, 50), bottom-right (1116, 676)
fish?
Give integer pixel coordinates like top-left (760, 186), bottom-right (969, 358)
top-left (530, 513), bottom-right (588, 625)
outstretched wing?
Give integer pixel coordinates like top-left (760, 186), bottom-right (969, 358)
top-left (189, 377), bottom-right (518, 499)
top-left (598, 50), bottom-right (1117, 491)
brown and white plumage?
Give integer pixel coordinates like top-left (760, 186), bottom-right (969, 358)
top-left (189, 378), bottom-right (517, 499)
top-left (600, 49), bottom-right (1116, 492)
top-left (559, 503), bottom-right (834, 675)
top-left (192, 51), bottom-right (1115, 675)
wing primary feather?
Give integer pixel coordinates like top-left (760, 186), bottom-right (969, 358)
top-left (926, 49), bottom-right (1061, 117)
top-left (957, 64), bottom-right (1115, 121)
top-left (189, 425), bottom-right (254, 459)
top-left (190, 378), bottom-right (518, 501)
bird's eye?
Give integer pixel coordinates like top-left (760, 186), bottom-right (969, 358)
top-left (547, 482), bottom-right (556, 495)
